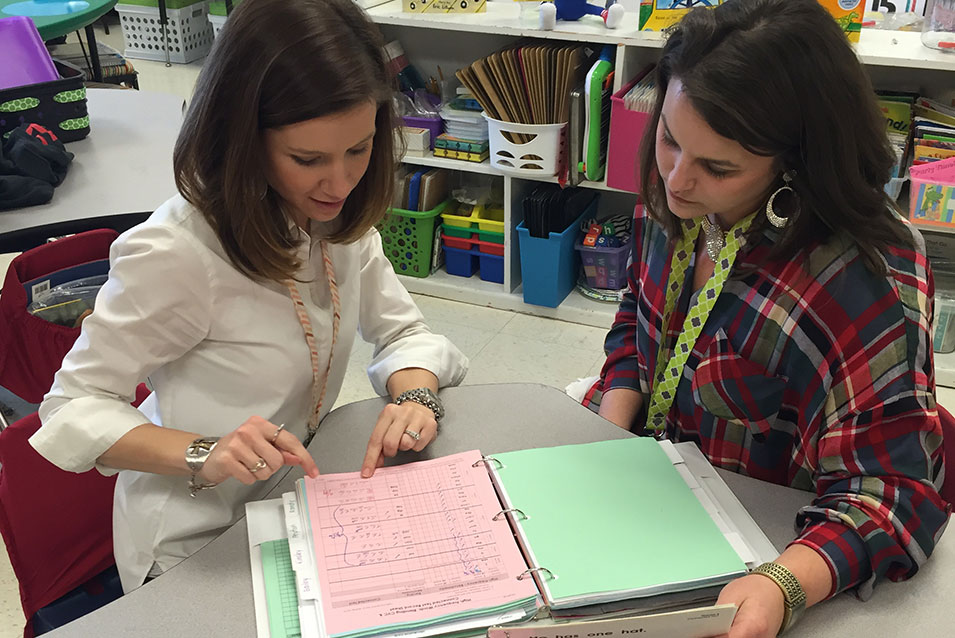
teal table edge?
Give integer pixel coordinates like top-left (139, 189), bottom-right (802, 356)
top-left (0, 0), bottom-right (118, 42)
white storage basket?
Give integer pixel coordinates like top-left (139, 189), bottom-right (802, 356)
top-left (483, 113), bottom-right (565, 177)
top-left (208, 13), bottom-right (227, 38)
top-left (116, 3), bottom-right (214, 64)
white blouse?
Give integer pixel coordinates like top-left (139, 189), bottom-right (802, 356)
top-left (30, 195), bottom-right (468, 593)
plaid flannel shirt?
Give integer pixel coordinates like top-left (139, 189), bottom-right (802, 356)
top-left (585, 206), bottom-right (950, 599)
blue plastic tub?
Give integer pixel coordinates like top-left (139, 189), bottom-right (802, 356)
top-left (443, 244), bottom-right (478, 278)
top-left (443, 244), bottom-right (504, 284)
top-left (516, 200), bottom-right (597, 307)
top-left (478, 252), bottom-right (504, 284)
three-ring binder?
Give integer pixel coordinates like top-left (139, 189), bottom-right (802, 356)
top-left (492, 508), bottom-right (527, 521)
top-left (517, 567), bottom-right (555, 581)
top-left (472, 455), bottom-right (503, 469)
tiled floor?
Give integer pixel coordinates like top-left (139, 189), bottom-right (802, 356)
top-left (0, 21), bottom-right (611, 635)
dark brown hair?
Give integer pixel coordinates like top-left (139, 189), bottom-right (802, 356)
top-left (174, 0), bottom-right (396, 281)
top-left (639, 0), bottom-right (910, 272)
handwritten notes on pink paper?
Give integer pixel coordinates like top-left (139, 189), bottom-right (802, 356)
top-left (302, 450), bottom-right (536, 637)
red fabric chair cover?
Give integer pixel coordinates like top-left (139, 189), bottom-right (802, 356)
top-left (0, 384), bottom-right (150, 637)
top-left (939, 405), bottom-right (955, 506)
top-left (0, 229), bottom-right (118, 403)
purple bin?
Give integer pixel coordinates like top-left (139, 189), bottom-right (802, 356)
top-left (0, 16), bottom-right (60, 91)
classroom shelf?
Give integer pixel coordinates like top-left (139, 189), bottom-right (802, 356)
top-left (370, 3), bottom-right (955, 72)
top-left (855, 29), bottom-right (955, 72)
top-left (378, 6), bottom-right (954, 322)
top-left (399, 268), bottom-right (617, 328)
top-left (914, 222), bottom-right (955, 236)
top-left (401, 153), bottom-right (498, 175)
top-left (368, 1), bottom-right (661, 47)
top-left (400, 153), bottom-right (635, 193)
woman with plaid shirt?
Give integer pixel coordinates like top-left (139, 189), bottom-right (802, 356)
top-left (583, 1), bottom-right (949, 636)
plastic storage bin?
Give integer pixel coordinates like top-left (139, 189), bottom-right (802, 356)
top-left (441, 223), bottom-right (504, 245)
top-left (378, 200), bottom-right (449, 278)
top-left (440, 234), bottom-right (505, 256)
top-left (116, 2), bottom-right (214, 63)
top-left (402, 115), bottom-right (442, 150)
top-left (909, 175), bottom-right (955, 230)
top-left (516, 199), bottom-right (597, 307)
top-left (606, 74), bottom-right (652, 194)
top-left (440, 204), bottom-right (505, 234)
top-left (936, 294), bottom-right (955, 354)
top-left (0, 59), bottom-right (89, 142)
top-left (575, 241), bottom-right (630, 290)
top-left (441, 245), bottom-right (503, 284)
top-left (484, 113), bottom-right (565, 177)
top-left (208, 13), bottom-right (226, 37)
top-left (0, 16), bottom-right (59, 91)
top-left (443, 244), bottom-right (479, 278)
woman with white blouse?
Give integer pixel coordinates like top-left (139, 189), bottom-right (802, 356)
top-left (29, 0), bottom-right (468, 593)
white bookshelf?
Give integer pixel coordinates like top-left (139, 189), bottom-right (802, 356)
top-left (375, 5), bottom-right (955, 388)
top-left (371, 2), bottom-right (955, 72)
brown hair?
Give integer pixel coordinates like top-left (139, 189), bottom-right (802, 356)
top-left (174, 0), bottom-right (396, 281)
top-left (639, 0), bottom-right (910, 273)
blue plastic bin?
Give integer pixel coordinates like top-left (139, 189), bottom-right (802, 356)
top-left (516, 200), bottom-right (597, 307)
top-left (443, 245), bottom-right (479, 278)
top-left (478, 252), bottom-right (504, 284)
top-left (443, 245), bottom-right (504, 284)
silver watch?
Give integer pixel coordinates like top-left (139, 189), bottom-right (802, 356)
top-left (394, 387), bottom-right (445, 420)
top-left (185, 437), bottom-right (220, 473)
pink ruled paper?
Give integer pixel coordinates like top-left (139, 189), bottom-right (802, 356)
top-left (303, 450), bottom-right (538, 637)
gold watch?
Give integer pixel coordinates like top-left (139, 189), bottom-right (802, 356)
top-left (751, 562), bottom-right (806, 635)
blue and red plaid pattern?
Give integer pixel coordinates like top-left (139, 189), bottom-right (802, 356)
top-left (585, 206), bottom-right (950, 599)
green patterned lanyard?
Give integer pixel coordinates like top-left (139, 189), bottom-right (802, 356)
top-left (645, 212), bottom-right (757, 435)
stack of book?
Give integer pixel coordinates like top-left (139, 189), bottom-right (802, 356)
top-left (246, 438), bottom-right (776, 638)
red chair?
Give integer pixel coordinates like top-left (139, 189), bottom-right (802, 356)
top-left (0, 387), bottom-right (149, 637)
top-left (0, 229), bottom-right (118, 404)
top-left (939, 405), bottom-right (955, 506)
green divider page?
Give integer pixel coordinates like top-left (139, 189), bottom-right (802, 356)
top-left (490, 438), bottom-right (747, 609)
top-left (261, 538), bottom-right (302, 638)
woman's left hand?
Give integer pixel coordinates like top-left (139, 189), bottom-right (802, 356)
top-left (714, 574), bottom-right (785, 638)
top-left (361, 401), bottom-right (438, 477)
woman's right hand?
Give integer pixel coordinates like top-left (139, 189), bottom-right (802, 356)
top-left (197, 416), bottom-right (319, 485)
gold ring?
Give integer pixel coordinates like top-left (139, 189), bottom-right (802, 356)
top-left (270, 423), bottom-right (285, 444)
top-left (249, 458), bottom-right (267, 473)
top-left (403, 429), bottom-right (421, 442)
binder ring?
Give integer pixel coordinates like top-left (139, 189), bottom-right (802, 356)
top-left (492, 508), bottom-right (527, 521)
top-left (472, 456), bottom-right (503, 469)
top-left (517, 567), bottom-right (555, 581)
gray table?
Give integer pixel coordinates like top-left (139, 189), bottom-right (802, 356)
top-left (47, 383), bottom-right (951, 637)
top-left (0, 89), bottom-right (183, 251)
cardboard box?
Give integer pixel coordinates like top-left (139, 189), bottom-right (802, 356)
top-left (638, 0), bottom-right (862, 43)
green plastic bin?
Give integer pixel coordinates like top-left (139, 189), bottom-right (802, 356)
top-left (378, 200), bottom-right (450, 278)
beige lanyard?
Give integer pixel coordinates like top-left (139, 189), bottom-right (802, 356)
top-left (283, 239), bottom-right (341, 446)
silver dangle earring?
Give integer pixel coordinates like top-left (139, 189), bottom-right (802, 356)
top-left (766, 172), bottom-right (796, 228)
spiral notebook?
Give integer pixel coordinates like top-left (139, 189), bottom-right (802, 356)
top-left (256, 438), bottom-right (759, 638)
